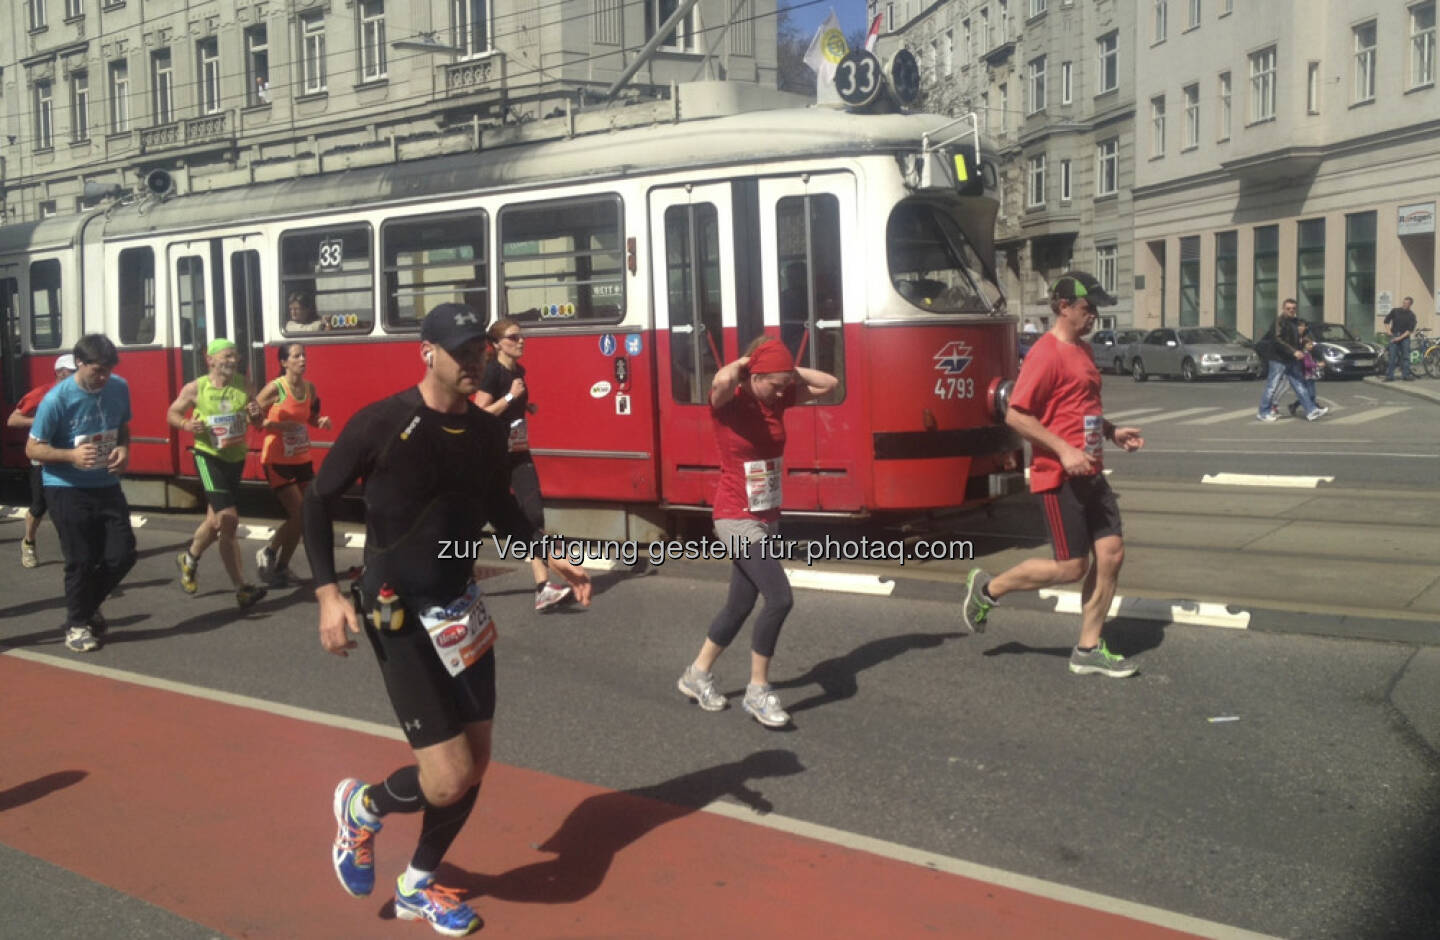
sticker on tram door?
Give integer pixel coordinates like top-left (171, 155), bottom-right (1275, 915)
top-left (933, 341), bottom-right (976, 399)
top-left (615, 394), bottom-right (631, 416)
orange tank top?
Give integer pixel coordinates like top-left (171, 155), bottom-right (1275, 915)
top-left (260, 378), bottom-right (314, 465)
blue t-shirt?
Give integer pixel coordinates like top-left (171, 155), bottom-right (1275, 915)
top-left (30, 374), bottom-right (132, 488)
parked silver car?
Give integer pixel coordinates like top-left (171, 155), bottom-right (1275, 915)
top-left (1128, 327), bottom-right (1262, 382)
top-left (1090, 328), bottom-right (1146, 375)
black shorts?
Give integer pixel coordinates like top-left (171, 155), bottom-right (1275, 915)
top-left (264, 462), bottom-right (315, 490)
top-left (509, 456), bottom-right (545, 532)
top-left (359, 593), bottom-right (497, 749)
top-left (1036, 475), bottom-right (1123, 562)
top-left (28, 464), bottom-right (47, 520)
top-left (195, 452), bottom-right (245, 511)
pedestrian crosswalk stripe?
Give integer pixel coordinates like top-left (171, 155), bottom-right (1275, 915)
top-left (1105, 407), bottom-right (1162, 420)
top-left (1324, 405), bottom-right (1411, 425)
top-left (1181, 407), bottom-right (1261, 425)
top-left (1132, 406), bottom-right (1217, 424)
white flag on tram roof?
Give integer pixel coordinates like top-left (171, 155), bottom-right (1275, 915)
top-left (803, 10), bottom-right (849, 104)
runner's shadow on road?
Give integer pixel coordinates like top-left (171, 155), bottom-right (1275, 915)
top-left (981, 618), bottom-right (1166, 660)
top-left (758, 631), bottom-right (966, 715)
top-left (0, 770), bottom-right (87, 812)
top-left (432, 749), bottom-right (806, 908)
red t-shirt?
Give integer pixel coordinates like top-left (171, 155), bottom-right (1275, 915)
top-left (14, 382), bottom-right (55, 417)
top-left (711, 383), bottom-right (798, 521)
top-left (1009, 333), bottom-right (1105, 492)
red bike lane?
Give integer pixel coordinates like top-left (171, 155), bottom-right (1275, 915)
top-left (0, 653), bottom-right (1213, 939)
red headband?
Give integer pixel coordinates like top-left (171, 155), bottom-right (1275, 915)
top-left (747, 339), bottom-right (794, 376)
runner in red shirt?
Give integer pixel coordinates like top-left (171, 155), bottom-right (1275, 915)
top-left (676, 337), bottom-right (838, 728)
top-left (961, 272), bottom-right (1146, 677)
top-left (6, 354), bottom-right (76, 568)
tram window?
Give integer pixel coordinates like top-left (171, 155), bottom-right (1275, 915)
top-left (279, 224), bottom-right (374, 334)
top-left (775, 195), bottom-right (844, 403)
top-left (664, 203), bottom-right (723, 404)
top-left (382, 210), bottom-right (488, 331)
top-left (29, 260), bottom-right (63, 351)
top-left (886, 201), bottom-right (1003, 314)
top-left (118, 247), bottom-right (157, 345)
top-left (499, 196), bottom-right (624, 325)
top-left (230, 249), bottom-right (264, 379)
top-left (176, 255), bottom-right (209, 383)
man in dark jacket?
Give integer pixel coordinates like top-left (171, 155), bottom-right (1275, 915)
top-left (1383, 296), bottom-right (1417, 382)
top-left (1257, 298), bottom-right (1327, 422)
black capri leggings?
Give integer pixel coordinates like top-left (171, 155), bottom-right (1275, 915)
top-left (706, 527), bottom-right (794, 658)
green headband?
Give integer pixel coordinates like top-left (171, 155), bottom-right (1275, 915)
top-left (207, 338), bottom-right (237, 356)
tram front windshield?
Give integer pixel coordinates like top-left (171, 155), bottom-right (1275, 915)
top-left (886, 200), bottom-right (1003, 314)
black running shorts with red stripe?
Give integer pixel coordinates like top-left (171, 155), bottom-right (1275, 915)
top-left (1036, 475), bottom-right (1123, 562)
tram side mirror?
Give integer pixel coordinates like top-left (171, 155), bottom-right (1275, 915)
top-left (954, 150), bottom-right (984, 197)
top-left (145, 170), bottom-right (174, 195)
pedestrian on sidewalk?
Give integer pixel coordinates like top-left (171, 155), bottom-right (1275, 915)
top-left (254, 342), bottom-right (331, 586)
top-left (960, 272), bottom-right (1145, 678)
top-left (1383, 296), bottom-right (1417, 382)
top-left (308, 303), bottom-right (590, 936)
top-left (7, 353), bottom-right (76, 568)
top-left (25, 335), bottom-right (136, 653)
top-left (676, 337), bottom-right (839, 726)
top-left (1257, 299), bottom-right (1326, 421)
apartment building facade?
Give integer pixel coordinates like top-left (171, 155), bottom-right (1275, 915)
top-left (1133, 0), bottom-right (1438, 341)
top-left (0, 0), bottom-right (780, 222)
top-left (873, 0), bottom-right (1138, 330)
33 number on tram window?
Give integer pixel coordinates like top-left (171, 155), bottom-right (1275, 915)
top-left (934, 377), bottom-right (975, 400)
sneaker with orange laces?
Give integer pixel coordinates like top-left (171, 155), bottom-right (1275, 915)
top-left (394, 875), bottom-right (481, 936)
top-left (331, 778), bottom-right (381, 897)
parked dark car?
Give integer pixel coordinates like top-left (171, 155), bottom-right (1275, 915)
top-left (1090, 329), bottom-right (1146, 375)
top-left (1128, 327), bottom-right (1262, 381)
top-left (1306, 322), bottom-right (1382, 378)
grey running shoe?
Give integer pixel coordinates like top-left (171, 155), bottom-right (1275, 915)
top-left (256, 545), bottom-right (277, 584)
top-left (1305, 406), bottom-right (1329, 421)
top-left (1256, 412), bottom-right (1279, 423)
top-left (534, 581), bottom-right (572, 612)
top-left (236, 583), bottom-right (267, 609)
top-left (677, 666), bottom-right (727, 711)
top-left (742, 683), bottom-right (791, 728)
top-left (65, 625), bottom-right (99, 653)
top-left (961, 568), bottom-right (994, 634)
top-left (1068, 640), bottom-right (1138, 678)
top-left (20, 539), bottom-right (37, 568)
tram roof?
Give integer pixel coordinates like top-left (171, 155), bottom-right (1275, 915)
top-left (98, 108), bottom-right (988, 239)
top-left (0, 214), bottom-right (98, 256)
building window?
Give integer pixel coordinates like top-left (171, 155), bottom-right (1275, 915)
top-left (981, 6), bottom-right (991, 50)
top-left (1096, 245), bottom-right (1118, 295)
top-left (1187, 0), bottom-right (1201, 30)
top-left (34, 81), bottom-right (54, 150)
top-left (453, 0), bottom-right (490, 58)
top-left (1026, 154), bottom-right (1046, 207)
top-left (109, 60), bottom-right (130, 133)
top-left (1030, 0), bottom-right (1047, 16)
top-left (1059, 158), bottom-right (1072, 201)
top-left (65, 0), bottom-right (82, 18)
top-left (646, 0), bottom-right (698, 51)
top-left (1344, 211), bottom-right (1376, 336)
top-left (1306, 61), bottom-right (1321, 113)
top-left (152, 49), bottom-right (173, 124)
top-left (1252, 224), bottom-right (1279, 338)
top-left (359, 0), bottom-right (387, 81)
top-left (944, 29), bottom-right (954, 76)
top-left (1214, 231), bottom-right (1237, 329)
top-left (1296, 218), bottom-right (1325, 322)
top-left (1218, 70), bottom-right (1231, 138)
top-left (1413, 2), bottom-right (1436, 87)
top-left (997, 82), bottom-right (1008, 134)
top-left (1353, 21), bottom-right (1377, 102)
top-left (197, 38), bottom-right (221, 115)
top-left (246, 26), bottom-right (270, 106)
top-left (1097, 32), bottom-right (1119, 93)
top-left (1150, 95), bottom-right (1166, 157)
top-left (301, 12), bottom-right (326, 93)
top-left (1179, 236), bottom-right (1200, 326)
top-left (1183, 83), bottom-right (1199, 148)
top-left (1249, 46), bottom-right (1276, 122)
top-left (1027, 55), bottom-right (1046, 113)
top-left (1221, 0), bottom-right (1233, 13)
top-left (1096, 137), bottom-right (1118, 195)
top-left (1154, 0), bottom-right (1167, 42)
top-left (28, 0), bottom-right (47, 31)
top-left (70, 70), bottom-right (89, 142)
top-left (1061, 61), bottom-right (1072, 103)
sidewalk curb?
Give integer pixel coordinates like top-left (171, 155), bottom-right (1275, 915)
top-left (1359, 374), bottom-right (1440, 404)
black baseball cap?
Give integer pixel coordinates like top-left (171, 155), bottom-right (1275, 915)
top-left (420, 303), bottom-right (487, 352)
top-left (1050, 271), bottom-right (1116, 307)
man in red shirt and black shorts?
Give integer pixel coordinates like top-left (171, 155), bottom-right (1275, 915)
top-left (7, 354), bottom-right (76, 568)
top-left (961, 272), bottom-right (1146, 677)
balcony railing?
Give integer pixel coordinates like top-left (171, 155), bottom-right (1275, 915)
top-left (140, 109), bottom-right (233, 154)
top-left (444, 53), bottom-right (505, 97)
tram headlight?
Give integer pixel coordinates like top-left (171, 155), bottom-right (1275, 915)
top-left (988, 378), bottom-right (1014, 423)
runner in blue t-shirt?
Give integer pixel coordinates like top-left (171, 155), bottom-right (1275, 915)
top-left (26, 334), bottom-right (137, 653)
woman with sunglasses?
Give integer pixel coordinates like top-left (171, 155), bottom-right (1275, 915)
top-left (472, 317), bottom-right (573, 611)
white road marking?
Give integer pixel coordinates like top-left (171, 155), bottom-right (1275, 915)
top-left (1104, 407), bottom-right (1163, 420)
top-left (1325, 406), bottom-right (1411, 425)
top-left (239, 524), bottom-right (276, 541)
top-left (1132, 406), bottom-right (1218, 424)
top-left (129, 514), bottom-right (148, 528)
top-left (1180, 407), bottom-right (1263, 425)
top-left (783, 568), bottom-right (896, 596)
top-left (1038, 589), bottom-right (1251, 629)
top-left (5, 506), bottom-right (27, 519)
top-left (1201, 472), bottom-right (1335, 488)
top-left (4, 649), bottom-right (1276, 940)
top-left (344, 531), bottom-right (367, 549)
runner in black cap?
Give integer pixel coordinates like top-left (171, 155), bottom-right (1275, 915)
top-left (306, 302), bottom-right (591, 935)
top-left (960, 272), bottom-right (1147, 677)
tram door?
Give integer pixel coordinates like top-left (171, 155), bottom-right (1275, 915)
top-left (650, 183), bottom-right (737, 507)
top-left (221, 238), bottom-right (267, 391)
top-left (756, 174), bottom-right (863, 511)
top-left (0, 273), bottom-right (23, 467)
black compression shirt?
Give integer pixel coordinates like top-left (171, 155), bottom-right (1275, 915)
top-left (303, 386), bottom-right (538, 606)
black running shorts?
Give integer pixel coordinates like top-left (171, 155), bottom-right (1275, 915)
top-left (194, 451), bottom-right (245, 512)
top-left (1035, 474), bottom-right (1123, 562)
top-left (264, 461), bottom-right (315, 490)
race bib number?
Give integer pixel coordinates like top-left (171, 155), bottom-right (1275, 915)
top-left (74, 428), bottom-right (119, 466)
top-left (208, 413), bottom-right (245, 450)
top-left (508, 417), bottom-right (529, 453)
top-left (1083, 415), bottom-right (1104, 458)
top-left (417, 582), bottom-right (496, 677)
top-left (743, 457), bottom-right (782, 513)
top-left (282, 425), bottom-right (310, 458)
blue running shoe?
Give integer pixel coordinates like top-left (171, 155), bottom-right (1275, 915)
top-left (331, 778), bottom-right (381, 897)
top-left (394, 876), bottom-right (481, 937)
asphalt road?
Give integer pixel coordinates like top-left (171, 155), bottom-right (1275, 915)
top-left (3, 510), bottom-right (1438, 938)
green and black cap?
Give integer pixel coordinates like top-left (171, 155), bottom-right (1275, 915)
top-left (1050, 270), bottom-right (1117, 307)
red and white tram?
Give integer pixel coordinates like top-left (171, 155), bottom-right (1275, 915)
top-left (0, 103), bottom-right (1021, 538)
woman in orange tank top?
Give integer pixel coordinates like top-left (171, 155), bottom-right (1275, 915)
top-left (255, 342), bottom-right (331, 585)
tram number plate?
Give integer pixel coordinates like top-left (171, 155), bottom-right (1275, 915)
top-left (317, 238), bottom-right (344, 271)
top-left (934, 377), bottom-right (975, 400)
